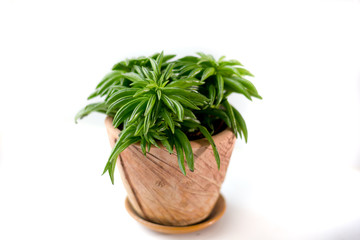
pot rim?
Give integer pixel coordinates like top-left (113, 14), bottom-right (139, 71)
top-left (105, 116), bottom-right (235, 149)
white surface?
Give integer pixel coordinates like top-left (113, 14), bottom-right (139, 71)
top-left (1, 0), bottom-right (360, 239)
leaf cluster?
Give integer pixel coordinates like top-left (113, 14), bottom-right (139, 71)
top-left (75, 52), bottom-right (261, 184)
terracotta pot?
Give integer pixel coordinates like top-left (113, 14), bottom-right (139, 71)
top-left (105, 116), bottom-right (236, 226)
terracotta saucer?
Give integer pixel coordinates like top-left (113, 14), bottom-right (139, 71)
top-left (124, 194), bottom-right (226, 234)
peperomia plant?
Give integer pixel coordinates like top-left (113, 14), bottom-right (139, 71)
top-left (75, 52), bottom-right (261, 184)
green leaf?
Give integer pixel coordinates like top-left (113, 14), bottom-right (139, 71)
top-left (106, 88), bottom-right (138, 105)
top-left (97, 76), bottom-right (122, 96)
top-left (223, 77), bottom-right (252, 100)
top-left (152, 100), bottom-right (161, 123)
top-left (143, 113), bottom-right (151, 134)
top-left (215, 74), bottom-right (224, 106)
top-left (219, 59), bottom-right (243, 66)
top-left (175, 129), bottom-right (194, 171)
top-left (177, 56), bottom-right (198, 63)
top-left (87, 90), bottom-right (99, 100)
top-left (162, 110), bottom-right (175, 133)
top-left (168, 95), bottom-right (201, 110)
top-left (166, 78), bottom-right (204, 88)
top-left (112, 62), bottom-right (130, 71)
top-left (178, 65), bottom-right (198, 76)
top-left (117, 124), bottom-right (137, 143)
top-left (105, 85), bottom-right (127, 100)
top-left (232, 76), bottom-right (262, 99)
top-left (141, 66), bottom-right (151, 79)
top-left (156, 51), bottom-right (164, 66)
top-left (112, 98), bottom-right (146, 127)
top-left (161, 94), bottom-right (176, 114)
top-left (133, 88), bottom-right (150, 97)
top-left (75, 102), bottom-right (107, 123)
top-left (198, 126), bottom-right (220, 169)
top-left (222, 99), bottom-right (237, 136)
top-left (150, 131), bottom-right (167, 141)
top-left (208, 84), bottom-right (216, 106)
top-left (145, 95), bottom-right (156, 116)
top-left (163, 63), bottom-right (175, 80)
top-left (133, 65), bottom-right (145, 78)
top-left (197, 52), bottom-right (216, 66)
top-left (218, 66), bottom-right (239, 77)
top-left (162, 54), bottom-right (176, 63)
top-left (96, 71), bottom-right (124, 90)
top-left (197, 108), bottom-right (231, 127)
top-left (236, 68), bottom-right (254, 77)
top-left (196, 52), bottom-right (209, 59)
top-left (106, 96), bottom-right (133, 114)
top-left (148, 135), bottom-right (160, 148)
top-left (140, 138), bottom-right (147, 155)
top-left (147, 140), bottom-right (151, 152)
top-left (170, 99), bottom-right (184, 121)
top-left (174, 137), bottom-right (186, 175)
top-left (134, 119), bottom-right (145, 136)
top-left (188, 68), bottom-right (202, 78)
top-left (156, 89), bottom-right (162, 100)
top-left (104, 136), bottom-right (140, 184)
top-left (232, 106), bottom-right (248, 142)
top-left (162, 88), bottom-right (208, 104)
top-left (149, 71), bottom-right (157, 82)
top-left (128, 99), bottom-right (147, 122)
top-left (161, 139), bottom-right (173, 154)
top-left (121, 72), bottom-right (144, 82)
top-left (149, 58), bottom-right (160, 78)
top-left (201, 67), bottom-right (215, 81)
top-left (184, 108), bottom-right (198, 120)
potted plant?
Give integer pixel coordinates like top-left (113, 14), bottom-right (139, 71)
top-left (75, 52), bottom-right (261, 231)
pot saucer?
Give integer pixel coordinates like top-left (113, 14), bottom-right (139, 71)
top-left (124, 194), bottom-right (226, 234)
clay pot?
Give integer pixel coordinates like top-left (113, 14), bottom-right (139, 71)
top-left (105, 116), bottom-right (236, 226)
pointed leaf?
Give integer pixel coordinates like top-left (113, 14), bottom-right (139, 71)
top-left (232, 106), bottom-right (248, 142)
top-left (162, 54), bottom-right (176, 63)
top-left (104, 137), bottom-right (140, 184)
top-left (161, 139), bottom-right (173, 154)
top-left (162, 88), bottom-right (208, 104)
top-left (128, 99), bottom-right (147, 122)
top-left (215, 74), bottom-right (224, 106)
top-left (145, 95), bottom-right (156, 116)
top-left (121, 72), bottom-right (144, 82)
top-left (156, 51), bottom-right (164, 67)
top-left (112, 97), bottom-right (146, 127)
top-left (141, 138), bottom-right (147, 155)
top-left (162, 110), bottom-right (175, 133)
top-left (167, 78), bottom-right (204, 88)
top-left (106, 88), bottom-right (138, 105)
top-left (168, 95), bottom-right (200, 110)
top-left (201, 67), bottom-right (215, 81)
top-left (223, 99), bottom-right (237, 136)
top-left (161, 94), bottom-right (176, 114)
top-left (223, 77), bottom-right (252, 100)
top-left (75, 102), bottom-right (106, 123)
top-left (149, 58), bottom-right (160, 77)
top-left (175, 129), bottom-right (194, 171)
top-left (174, 137), bottom-right (186, 175)
top-left (188, 68), bottom-right (202, 78)
top-left (169, 99), bottom-right (184, 121)
top-left (236, 68), bottom-right (254, 77)
top-left (198, 126), bottom-right (220, 169)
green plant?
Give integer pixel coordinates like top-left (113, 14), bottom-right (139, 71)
top-left (75, 52), bottom-right (261, 184)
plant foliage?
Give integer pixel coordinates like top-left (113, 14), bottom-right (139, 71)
top-left (76, 52), bottom-right (261, 184)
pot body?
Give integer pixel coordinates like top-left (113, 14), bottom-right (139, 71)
top-left (105, 116), bottom-right (236, 226)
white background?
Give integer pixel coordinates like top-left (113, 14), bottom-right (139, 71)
top-left (1, 0), bottom-right (360, 239)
